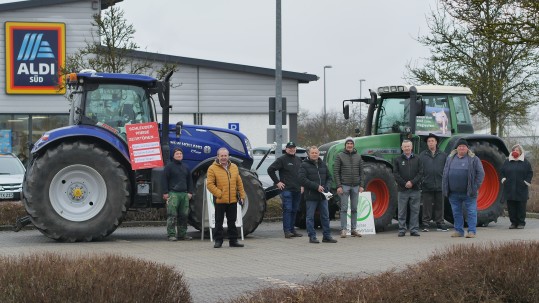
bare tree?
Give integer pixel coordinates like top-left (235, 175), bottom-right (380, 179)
top-left (297, 106), bottom-right (361, 147)
top-left (406, 0), bottom-right (539, 136)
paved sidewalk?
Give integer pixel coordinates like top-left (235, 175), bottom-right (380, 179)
top-left (0, 217), bottom-right (538, 303)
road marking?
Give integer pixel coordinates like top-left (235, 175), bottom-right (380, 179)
top-left (259, 277), bottom-right (304, 289)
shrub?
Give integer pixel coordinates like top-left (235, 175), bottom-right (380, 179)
top-left (0, 201), bottom-right (26, 226)
top-left (228, 241), bottom-right (539, 303)
top-left (264, 196), bottom-right (282, 219)
top-left (0, 253), bottom-right (191, 303)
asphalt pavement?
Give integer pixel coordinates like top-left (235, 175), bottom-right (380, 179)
top-left (1, 217), bottom-right (538, 303)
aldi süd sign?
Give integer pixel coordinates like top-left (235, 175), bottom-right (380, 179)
top-left (5, 22), bottom-right (66, 94)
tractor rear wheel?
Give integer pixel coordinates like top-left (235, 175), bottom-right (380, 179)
top-left (190, 167), bottom-right (266, 236)
top-left (444, 141), bottom-right (505, 227)
top-left (363, 162), bottom-right (398, 231)
top-left (23, 142), bottom-right (130, 242)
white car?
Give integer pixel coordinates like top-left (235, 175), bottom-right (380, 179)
top-left (0, 153), bottom-right (25, 201)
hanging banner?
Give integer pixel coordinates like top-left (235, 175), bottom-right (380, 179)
top-left (5, 22), bottom-right (66, 94)
top-left (125, 122), bottom-right (163, 170)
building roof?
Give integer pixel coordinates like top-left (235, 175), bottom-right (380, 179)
top-left (125, 49), bottom-right (318, 83)
top-left (0, 0), bottom-right (122, 11)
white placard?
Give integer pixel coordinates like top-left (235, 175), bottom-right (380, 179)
top-left (204, 183), bottom-right (244, 241)
top-left (345, 191), bottom-right (376, 235)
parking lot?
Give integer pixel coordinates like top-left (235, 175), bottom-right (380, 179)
top-left (1, 217), bottom-right (538, 303)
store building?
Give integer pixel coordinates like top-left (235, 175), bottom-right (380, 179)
top-left (0, 0), bottom-right (317, 164)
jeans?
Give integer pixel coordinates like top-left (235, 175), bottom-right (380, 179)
top-left (306, 199), bottom-right (331, 239)
top-left (448, 192), bottom-right (477, 235)
top-left (167, 191), bottom-right (190, 238)
top-left (281, 190), bottom-right (301, 233)
top-left (339, 185), bottom-right (359, 230)
top-left (397, 190), bottom-right (420, 233)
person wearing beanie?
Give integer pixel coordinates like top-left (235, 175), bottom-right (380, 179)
top-left (501, 144), bottom-right (533, 229)
top-left (442, 138), bottom-right (485, 238)
top-left (334, 136), bottom-right (365, 238)
top-left (419, 133), bottom-right (448, 232)
top-left (163, 148), bottom-right (194, 241)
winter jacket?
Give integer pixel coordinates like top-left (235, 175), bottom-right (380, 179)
top-left (299, 157), bottom-right (331, 201)
top-left (442, 149), bottom-right (485, 198)
top-left (163, 159), bottom-right (194, 194)
top-left (206, 160), bottom-right (245, 204)
top-left (419, 149), bottom-right (447, 192)
top-left (393, 153), bottom-right (423, 191)
top-left (501, 153), bottom-right (533, 201)
top-left (267, 153), bottom-right (302, 191)
top-left (333, 148), bottom-right (365, 188)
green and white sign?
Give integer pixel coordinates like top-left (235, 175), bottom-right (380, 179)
top-left (345, 191), bottom-right (376, 235)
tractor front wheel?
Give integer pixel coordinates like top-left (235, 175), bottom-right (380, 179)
top-left (363, 162), bottom-right (398, 231)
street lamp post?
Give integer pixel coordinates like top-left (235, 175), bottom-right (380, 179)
top-left (359, 79), bottom-right (366, 134)
top-left (323, 65), bottom-right (332, 118)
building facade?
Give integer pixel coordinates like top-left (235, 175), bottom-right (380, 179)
top-left (0, 0), bottom-right (317, 164)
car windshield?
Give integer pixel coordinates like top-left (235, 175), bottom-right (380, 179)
top-left (0, 157), bottom-right (25, 174)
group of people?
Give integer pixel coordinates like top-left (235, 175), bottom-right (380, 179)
top-left (161, 134), bottom-right (533, 247)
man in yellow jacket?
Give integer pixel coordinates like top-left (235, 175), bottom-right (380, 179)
top-left (207, 147), bottom-right (246, 248)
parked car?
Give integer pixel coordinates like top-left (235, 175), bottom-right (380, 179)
top-left (0, 153), bottom-right (25, 201)
top-left (252, 145), bottom-right (308, 159)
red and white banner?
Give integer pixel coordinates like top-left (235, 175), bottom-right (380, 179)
top-left (125, 122), bottom-right (163, 170)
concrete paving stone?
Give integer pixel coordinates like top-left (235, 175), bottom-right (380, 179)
top-left (0, 217), bottom-right (538, 303)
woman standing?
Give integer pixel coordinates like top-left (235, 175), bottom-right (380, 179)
top-left (501, 144), bottom-right (534, 229)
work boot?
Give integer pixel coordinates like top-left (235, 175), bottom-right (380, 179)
top-left (322, 237), bottom-right (337, 243)
top-left (214, 240), bottom-right (223, 248)
top-left (284, 232), bottom-right (294, 239)
top-left (168, 236), bottom-right (177, 241)
top-left (340, 230), bottom-right (347, 238)
top-left (465, 232), bottom-right (476, 238)
top-left (291, 231), bottom-right (303, 237)
top-left (178, 235), bottom-right (192, 241)
top-left (309, 237), bottom-right (320, 244)
top-left (229, 241), bottom-right (244, 247)
top-left (351, 230), bottom-right (362, 237)
top-left (451, 232), bottom-right (463, 238)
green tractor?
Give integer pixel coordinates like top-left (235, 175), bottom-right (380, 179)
top-left (319, 85), bottom-right (507, 230)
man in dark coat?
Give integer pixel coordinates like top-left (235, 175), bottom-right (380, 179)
top-left (299, 146), bottom-right (337, 244)
top-left (419, 133), bottom-right (448, 232)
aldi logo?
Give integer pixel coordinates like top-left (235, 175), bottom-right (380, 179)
top-left (5, 22), bottom-right (65, 94)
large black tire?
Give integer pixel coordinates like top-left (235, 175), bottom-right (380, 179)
top-left (363, 162), bottom-right (398, 231)
top-left (190, 167), bottom-right (266, 236)
top-left (23, 142), bottom-right (130, 242)
top-left (444, 141), bottom-right (505, 227)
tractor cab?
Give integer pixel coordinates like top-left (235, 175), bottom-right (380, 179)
top-left (66, 71), bottom-right (160, 140)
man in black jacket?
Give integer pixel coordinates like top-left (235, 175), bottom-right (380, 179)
top-left (393, 140), bottom-right (423, 237)
top-left (163, 148), bottom-right (194, 241)
top-left (299, 146), bottom-right (337, 244)
top-left (419, 133), bottom-right (448, 232)
top-left (268, 141), bottom-right (303, 238)
top-left (334, 137), bottom-right (365, 238)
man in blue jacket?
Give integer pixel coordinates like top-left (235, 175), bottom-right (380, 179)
top-left (442, 139), bottom-right (484, 238)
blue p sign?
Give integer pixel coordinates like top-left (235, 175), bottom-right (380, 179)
top-left (228, 123), bottom-right (239, 131)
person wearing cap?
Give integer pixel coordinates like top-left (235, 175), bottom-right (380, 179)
top-left (267, 141), bottom-right (304, 238)
top-left (334, 136), bottom-right (365, 238)
top-left (393, 139), bottom-right (423, 237)
top-left (419, 133), bottom-right (448, 232)
top-left (163, 148), bottom-right (194, 241)
top-left (501, 144), bottom-right (533, 229)
top-left (442, 138), bottom-right (485, 238)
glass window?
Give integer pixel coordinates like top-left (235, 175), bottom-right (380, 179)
top-left (451, 95), bottom-right (472, 124)
top-left (376, 98), bottom-right (410, 134)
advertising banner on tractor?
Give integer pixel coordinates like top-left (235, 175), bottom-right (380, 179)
top-left (416, 106), bottom-right (452, 137)
top-left (5, 22), bottom-right (66, 94)
top-left (125, 122), bottom-right (163, 170)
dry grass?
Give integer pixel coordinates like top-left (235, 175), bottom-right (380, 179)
top-left (0, 201), bottom-right (27, 226)
top-left (264, 196), bottom-right (282, 219)
top-left (228, 241), bottom-right (539, 303)
top-left (0, 253), bottom-right (191, 303)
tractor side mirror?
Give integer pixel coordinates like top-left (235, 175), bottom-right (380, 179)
top-left (175, 121), bottom-right (183, 138)
top-left (369, 90), bottom-right (377, 105)
top-left (416, 96), bottom-right (426, 116)
top-left (343, 104), bottom-right (350, 120)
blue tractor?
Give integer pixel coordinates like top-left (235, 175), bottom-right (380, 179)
top-left (22, 71), bottom-right (265, 242)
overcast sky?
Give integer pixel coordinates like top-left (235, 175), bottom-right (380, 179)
top-left (117, 0), bottom-right (438, 114)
